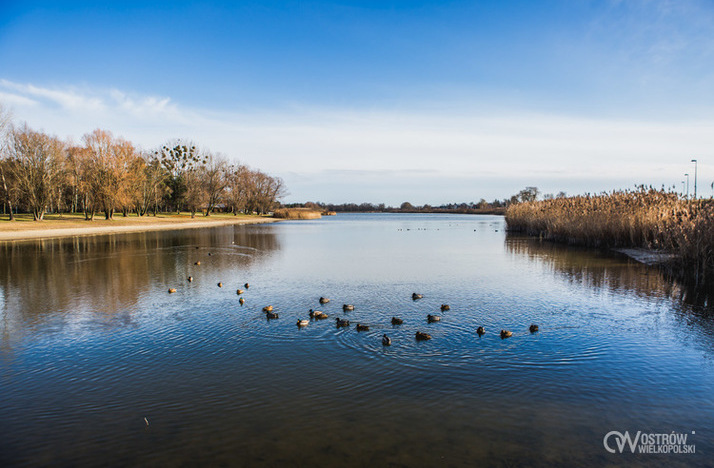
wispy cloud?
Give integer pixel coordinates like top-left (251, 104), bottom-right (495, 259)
top-left (0, 79), bottom-right (711, 203)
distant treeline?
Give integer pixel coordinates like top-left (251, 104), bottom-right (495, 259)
top-left (283, 200), bottom-right (507, 214)
top-left (282, 187), bottom-right (555, 215)
top-left (0, 103), bottom-right (285, 221)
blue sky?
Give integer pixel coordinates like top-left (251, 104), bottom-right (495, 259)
top-left (1, 0), bottom-right (713, 204)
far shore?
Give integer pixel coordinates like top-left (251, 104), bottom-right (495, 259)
top-left (0, 213), bottom-right (280, 242)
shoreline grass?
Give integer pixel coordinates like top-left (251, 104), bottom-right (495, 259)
top-left (505, 188), bottom-right (714, 285)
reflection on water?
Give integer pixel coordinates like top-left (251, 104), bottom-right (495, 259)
top-left (0, 226), bottom-right (280, 351)
top-left (506, 235), bottom-right (683, 302)
top-left (0, 215), bottom-right (713, 467)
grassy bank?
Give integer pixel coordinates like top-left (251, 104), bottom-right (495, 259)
top-left (272, 208), bottom-right (322, 219)
top-left (0, 212), bottom-right (278, 241)
top-left (505, 188), bottom-right (714, 284)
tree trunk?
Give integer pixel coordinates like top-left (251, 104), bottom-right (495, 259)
top-left (0, 167), bottom-right (13, 221)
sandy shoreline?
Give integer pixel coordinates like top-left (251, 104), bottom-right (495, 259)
top-left (0, 216), bottom-right (280, 242)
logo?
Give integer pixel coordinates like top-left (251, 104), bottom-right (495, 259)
top-left (603, 431), bottom-right (696, 454)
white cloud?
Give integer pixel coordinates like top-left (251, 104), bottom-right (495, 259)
top-left (0, 79), bottom-right (711, 203)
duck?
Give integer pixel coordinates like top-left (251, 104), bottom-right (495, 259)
top-left (297, 319), bottom-right (309, 327)
top-left (391, 317), bottom-right (404, 325)
top-left (476, 326), bottom-right (485, 336)
top-left (415, 331), bottom-right (432, 341)
top-left (208, 252), bottom-right (212, 256)
top-left (236, 289), bottom-right (244, 295)
top-left (336, 317), bottom-right (350, 328)
top-left (168, 288), bottom-right (177, 294)
top-left (382, 334), bottom-right (392, 346)
top-left (262, 305), bottom-right (274, 312)
top-left (355, 323), bottom-right (370, 331)
top-left (529, 324), bottom-right (539, 333)
top-left (308, 309), bottom-right (328, 319)
top-left (244, 283), bottom-right (250, 289)
top-left (194, 261), bottom-right (201, 265)
top-left (342, 304), bottom-right (355, 311)
top-left (239, 298), bottom-right (245, 305)
top-left (217, 282), bottom-right (223, 288)
top-left (427, 314), bottom-right (441, 323)
top-left (440, 304), bottom-right (450, 311)
top-left (265, 311), bottom-right (279, 319)
top-left (500, 330), bottom-right (513, 338)
top-left (187, 276), bottom-right (193, 282)
top-left (412, 293), bottom-right (423, 300)
top-left (319, 297), bottom-right (330, 304)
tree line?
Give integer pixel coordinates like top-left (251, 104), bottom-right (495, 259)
top-left (0, 104), bottom-right (285, 221)
top-left (283, 188), bottom-right (555, 214)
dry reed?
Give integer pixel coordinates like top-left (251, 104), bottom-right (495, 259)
top-left (272, 208), bottom-right (322, 220)
top-left (505, 187), bottom-right (714, 284)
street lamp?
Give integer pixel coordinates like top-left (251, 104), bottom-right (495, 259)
top-left (685, 173), bottom-right (690, 199)
top-left (691, 159), bottom-right (698, 199)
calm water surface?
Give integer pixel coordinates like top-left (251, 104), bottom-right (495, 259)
top-left (1, 214), bottom-right (712, 467)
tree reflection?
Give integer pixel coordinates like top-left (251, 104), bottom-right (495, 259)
top-left (0, 225), bottom-right (280, 350)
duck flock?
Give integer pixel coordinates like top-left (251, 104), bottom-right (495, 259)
top-left (169, 267), bottom-right (539, 345)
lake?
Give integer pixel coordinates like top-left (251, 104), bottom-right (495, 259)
top-left (1, 213), bottom-right (712, 467)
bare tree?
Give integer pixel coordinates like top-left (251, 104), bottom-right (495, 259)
top-left (225, 164), bottom-right (251, 215)
top-left (9, 123), bottom-right (65, 220)
top-left (203, 153), bottom-right (229, 216)
top-left (184, 167), bottom-right (207, 218)
top-left (133, 152), bottom-right (168, 216)
top-left (83, 129), bottom-right (137, 220)
top-left (157, 140), bottom-right (206, 213)
top-left (0, 103), bottom-right (15, 219)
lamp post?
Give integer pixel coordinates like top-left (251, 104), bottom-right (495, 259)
top-left (691, 159), bottom-right (698, 199)
top-left (685, 173), bottom-right (690, 199)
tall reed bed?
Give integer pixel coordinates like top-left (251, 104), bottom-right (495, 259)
top-left (272, 208), bottom-right (322, 219)
top-left (505, 188), bottom-right (714, 284)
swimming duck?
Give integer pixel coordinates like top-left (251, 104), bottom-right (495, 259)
top-left (476, 326), bottom-right (485, 335)
top-left (319, 297), bottom-right (330, 304)
top-left (194, 261), bottom-right (201, 265)
top-left (217, 282), bottom-right (223, 288)
top-left (168, 288), bottom-right (177, 294)
top-left (342, 304), bottom-right (355, 311)
top-left (355, 323), bottom-right (370, 331)
top-left (440, 304), bottom-right (450, 311)
top-left (263, 305), bottom-right (274, 312)
top-left (415, 331), bottom-right (432, 341)
top-left (500, 330), bottom-right (513, 338)
top-left (308, 309), bottom-right (328, 319)
top-left (244, 283), bottom-right (250, 289)
top-left (382, 334), bottom-right (392, 346)
top-left (427, 314), bottom-right (441, 323)
top-left (187, 276), bottom-right (193, 282)
top-left (412, 293), bottom-right (423, 300)
top-left (297, 319), bottom-right (309, 327)
top-left (236, 289), bottom-right (244, 295)
top-left (391, 317), bottom-right (404, 325)
top-left (336, 317), bottom-right (350, 328)
top-left (529, 324), bottom-right (539, 333)
top-left (265, 311), bottom-right (279, 319)
top-left (239, 298), bottom-right (245, 305)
